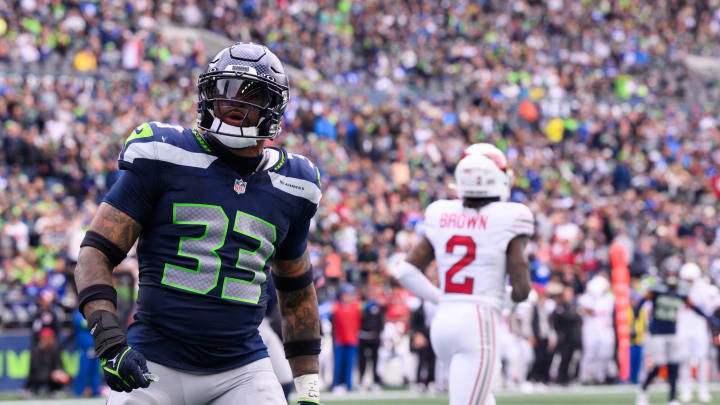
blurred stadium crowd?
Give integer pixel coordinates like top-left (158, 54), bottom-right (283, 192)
top-left (2, 0), bottom-right (720, 395)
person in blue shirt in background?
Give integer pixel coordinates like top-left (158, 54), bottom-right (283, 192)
top-left (72, 310), bottom-right (100, 397)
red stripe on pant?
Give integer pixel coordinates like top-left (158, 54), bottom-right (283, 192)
top-left (468, 305), bottom-right (485, 405)
top-left (478, 311), bottom-right (496, 405)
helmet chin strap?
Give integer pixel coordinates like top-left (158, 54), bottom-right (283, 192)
top-left (209, 111), bottom-right (262, 148)
top-left (213, 133), bottom-right (259, 149)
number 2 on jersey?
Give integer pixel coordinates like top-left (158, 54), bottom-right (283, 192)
top-left (162, 204), bottom-right (275, 305)
top-left (445, 235), bottom-right (476, 294)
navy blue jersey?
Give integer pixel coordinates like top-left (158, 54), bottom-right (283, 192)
top-left (642, 284), bottom-right (687, 335)
top-left (104, 122), bottom-right (321, 371)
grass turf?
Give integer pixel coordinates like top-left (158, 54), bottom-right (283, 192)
top-left (3, 387), bottom-right (720, 404)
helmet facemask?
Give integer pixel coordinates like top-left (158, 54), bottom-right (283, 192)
top-left (197, 71), bottom-right (288, 148)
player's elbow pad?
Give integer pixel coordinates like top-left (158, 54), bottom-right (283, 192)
top-left (395, 261), bottom-right (441, 304)
top-left (80, 231), bottom-right (127, 267)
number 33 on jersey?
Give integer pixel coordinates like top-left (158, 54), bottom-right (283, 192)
top-left (103, 121), bottom-right (322, 371)
top-left (422, 199), bottom-right (534, 310)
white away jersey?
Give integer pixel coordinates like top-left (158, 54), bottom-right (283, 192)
top-left (578, 292), bottom-right (615, 331)
top-left (677, 280), bottom-right (716, 336)
top-left (422, 199), bottom-right (534, 310)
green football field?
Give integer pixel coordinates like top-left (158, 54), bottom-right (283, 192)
top-left (317, 386), bottom-right (720, 405)
top-left (4, 385), bottom-right (720, 404)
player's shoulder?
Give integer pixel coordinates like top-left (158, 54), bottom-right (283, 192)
top-left (488, 201), bottom-right (534, 235)
top-left (277, 150), bottom-right (320, 182)
top-left (120, 122), bottom-right (215, 170)
top-left (489, 201), bottom-right (534, 220)
top-left (268, 149), bottom-right (322, 205)
top-left (425, 199), bottom-right (459, 216)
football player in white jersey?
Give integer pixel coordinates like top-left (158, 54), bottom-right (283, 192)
top-left (577, 275), bottom-right (616, 384)
top-left (677, 262), bottom-right (716, 403)
top-left (392, 152), bottom-right (533, 405)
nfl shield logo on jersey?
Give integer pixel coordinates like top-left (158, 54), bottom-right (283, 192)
top-left (233, 179), bottom-right (247, 194)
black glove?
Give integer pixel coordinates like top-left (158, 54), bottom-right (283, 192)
top-left (87, 310), bottom-right (153, 392)
top-left (101, 344), bottom-right (152, 392)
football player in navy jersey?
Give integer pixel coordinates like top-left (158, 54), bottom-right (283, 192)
top-left (74, 42), bottom-right (322, 405)
top-left (634, 273), bottom-right (720, 405)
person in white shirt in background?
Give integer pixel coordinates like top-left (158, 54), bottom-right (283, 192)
top-left (500, 287), bottom-right (535, 393)
top-left (578, 274), bottom-right (617, 384)
top-left (677, 262), bottom-right (718, 403)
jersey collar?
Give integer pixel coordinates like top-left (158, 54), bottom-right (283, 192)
top-left (194, 128), bottom-right (286, 175)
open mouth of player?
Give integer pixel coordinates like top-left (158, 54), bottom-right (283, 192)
top-left (221, 108), bottom-right (258, 127)
top-left (223, 111), bottom-right (248, 127)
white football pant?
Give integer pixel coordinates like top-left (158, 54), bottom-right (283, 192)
top-left (431, 302), bottom-right (498, 405)
top-left (678, 331), bottom-right (711, 400)
top-left (580, 327), bottom-right (616, 383)
top-left (259, 317), bottom-right (293, 385)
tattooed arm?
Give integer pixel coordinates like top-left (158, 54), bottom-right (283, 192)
top-left (75, 202), bottom-right (142, 318)
top-left (272, 249), bottom-right (320, 377)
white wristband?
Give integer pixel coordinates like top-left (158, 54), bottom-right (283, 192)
top-left (294, 373), bottom-right (320, 404)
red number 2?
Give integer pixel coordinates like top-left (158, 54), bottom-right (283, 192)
top-left (444, 235), bottom-right (476, 294)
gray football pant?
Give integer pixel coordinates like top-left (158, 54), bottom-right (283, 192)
top-left (107, 357), bottom-right (287, 405)
top-left (259, 317), bottom-right (293, 385)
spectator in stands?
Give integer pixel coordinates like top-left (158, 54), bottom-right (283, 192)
top-left (30, 290), bottom-right (59, 345)
top-left (331, 284), bottom-right (362, 392)
top-left (358, 285), bottom-right (385, 389)
top-left (409, 300), bottom-right (435, 392)
top-left (629, 291), bottom-right (648, 385)
top-left (525, 283), bottom-right (557, 385)
top-left (552, 285), bottom-right (583, 385)
top-left (26, 327), bottom-right (69, 396)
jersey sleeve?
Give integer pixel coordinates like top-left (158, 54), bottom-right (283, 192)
top-left (274, 154), bottom-right (322, 260)
top-left (419, 200), bottom-right (443, 245)
top-left (275, 213), bottom-right (311, 260)
top-left (104, 122), bottom-right (161, 225)
top-left (103, 168), bottom-right (158, 225)
top-left (118, 122), bottom-right (159, 173)
top-left (508, 203), bottom-right (535, 238)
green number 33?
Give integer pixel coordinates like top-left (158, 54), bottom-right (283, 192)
top-left (161, 203), bottom-right (276, 304)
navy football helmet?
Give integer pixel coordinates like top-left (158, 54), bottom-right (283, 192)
top-left (197, 42), bottom-right (289, 143)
